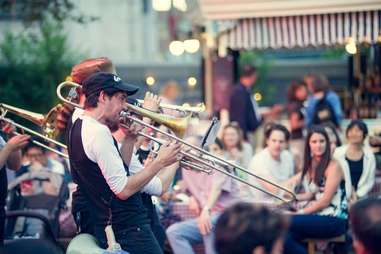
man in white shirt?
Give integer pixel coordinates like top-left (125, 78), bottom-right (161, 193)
top-left (68, 72), bottom-right (181, 254)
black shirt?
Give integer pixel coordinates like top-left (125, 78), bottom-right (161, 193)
top-left (346, 156), bottom-right (364, 190)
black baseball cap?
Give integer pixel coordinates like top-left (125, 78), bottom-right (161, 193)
top-left (82, 72), bottom-right (139, 96)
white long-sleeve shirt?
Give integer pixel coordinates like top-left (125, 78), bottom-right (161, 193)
top-left (73, 109), bottom-right (162, 196)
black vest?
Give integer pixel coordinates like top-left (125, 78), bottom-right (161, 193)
top-left (68, 119), bottom-right (149, 236)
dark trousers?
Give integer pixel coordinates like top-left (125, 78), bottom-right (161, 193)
top-left (0, 206), bottom-right (4, 246)
top-left (73, 210), bottom-right (94, 235)
top-left (284, 214), bottom-right (347, 254)
top-left (150, 207), bottom-right (166, 249)
top-left (97, 224), bottom-right (162, 254)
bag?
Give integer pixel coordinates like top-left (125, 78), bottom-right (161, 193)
top-left (312, 94), bottom-right (338, 126)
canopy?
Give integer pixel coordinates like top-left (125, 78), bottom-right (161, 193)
top-left (199, 0), bottom-right (381, 49)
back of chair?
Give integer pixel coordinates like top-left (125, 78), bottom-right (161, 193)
top-left (4, 238), bottom-right (64, 254)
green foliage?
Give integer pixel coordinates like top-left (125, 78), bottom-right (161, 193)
top-left (239, 51), bottom-right (274, 105)
top-left (0, 0), bottom-right (98, 26)
top-left (0, 21), bottom-right (83, 114)
top-left (321, 47), bottom-right (346, 59)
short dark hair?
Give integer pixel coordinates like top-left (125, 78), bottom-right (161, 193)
top-left (350, 198), bottom-right (381, 254)
top-left (84, 87), bottom-right (121, 109)
top-left (215, 203), bottom-right (288, 254)
top-left (309, 75), bottom-right (330, 93)
top-left (264, 123), bottom-right (290, 142)
top-left (346, 119), bottom-right (368, 140)
top-left (24, 140), bottom-right (46, 154)
top-left (240, 65), bottom-right (257, 78)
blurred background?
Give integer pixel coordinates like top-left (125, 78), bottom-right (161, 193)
top-left (0, 0), bottom-right (380, 121)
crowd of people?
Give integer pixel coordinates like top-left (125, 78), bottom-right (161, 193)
top-left (0, 58), bottom-right (380, 254)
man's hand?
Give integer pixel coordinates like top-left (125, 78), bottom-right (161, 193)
top-left (55, 103), bottom-right (74, 131)
top-left (5, 135), bottom-right (30, 151)
top-left (121, 122), bottom-right (144, 141)
top-left (197, 208), bottom-right (212, 235)
top-left (142, 92), bottom-right (161, 112)
top-left (155, 141), bottom-right (182, 167)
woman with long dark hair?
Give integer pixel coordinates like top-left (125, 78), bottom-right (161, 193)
top-left (284, 126), bottom-right (348, 254)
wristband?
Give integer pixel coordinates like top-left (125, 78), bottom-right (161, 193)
top-left (203, 205), bottom-right (211, 213)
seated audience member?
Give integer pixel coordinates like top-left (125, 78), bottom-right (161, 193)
top-left (248, 123), bottom-right (294, 201)
top-left (220, 122), bottom-right (253, 179)
top-left (350, 198), bottom-right (381, 254)
top-left (15, 141), bottom-right (64, 196)
top-left (166, 140), bottom-right (242, 254)
top-left (180, 136), bottom-right (214, 216)
top-left (214, 202), bottom-right (288, 254)
top-left (0, 128), bottom-right (29, 246)
top-left (284, 126), bottom-right (348, 254)
top-left (334, 120), bottom-right (376, 203)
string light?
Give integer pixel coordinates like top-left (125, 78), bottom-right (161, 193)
top-left (169, 40), bottom-right (185, 56)
top-left (146, 76), bottom-right (155, 86)
top-left (345, 38), bottom-right (357, 55)
top-left (152, 0), bottom-right (171, 11)
top-left (184, 39), bottom-right (200, 53)
top-left (187, 77), bottom-right (197, 87)
top-left (254, 93), bottom-right (262, 101)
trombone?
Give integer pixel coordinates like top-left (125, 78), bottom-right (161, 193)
top-left (57, 81), bottom-right (296, 203)
top-left (0, 103), bottom-right (68, 159)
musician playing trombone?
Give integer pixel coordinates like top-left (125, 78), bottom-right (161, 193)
top-left (67, 71), bottom-right (181, 254)
top-left (62, 58), bottom-right (179, 250)
top-left (0, 123), bottom-right (30, 246)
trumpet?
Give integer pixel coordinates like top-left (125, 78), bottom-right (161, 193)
top-left (57, 81), bottom-right (296, 203)
top-left (57, 81), bottom-right (206, 115)
top-left (0, 103), bottom-right (68, 159)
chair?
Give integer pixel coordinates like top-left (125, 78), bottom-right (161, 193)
top-left (4, 210), bottom-right (64, 254)
top-left (304, 234), bottom-right (346, 254)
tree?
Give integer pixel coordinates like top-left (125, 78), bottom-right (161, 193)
top-left (0, 0), bottom-right (97, 25)
top-left (0, 21), bottom-right (83, 115)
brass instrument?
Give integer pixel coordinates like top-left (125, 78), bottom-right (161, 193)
top-left (57, 81), bottom-right (296, 203)
top-left (0, 103), bottom-right (68, 158)
top-left (57, 80), bottom-right (206, 115)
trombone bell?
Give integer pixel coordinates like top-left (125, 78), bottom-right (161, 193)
top-left (0, 103), bottom-right (59, 139)
top-left (0, 103), bottom-right (45, 126)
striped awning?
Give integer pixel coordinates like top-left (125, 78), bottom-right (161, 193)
top-left (218, 10), bottom-right (381, 50)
